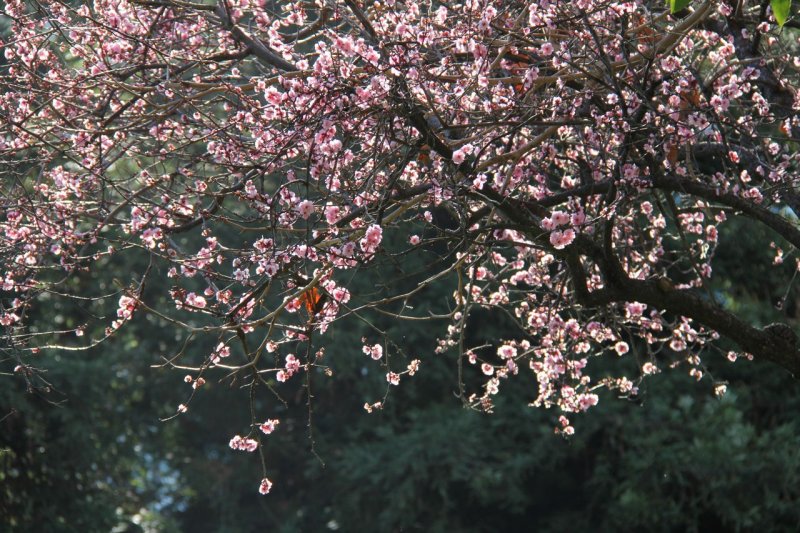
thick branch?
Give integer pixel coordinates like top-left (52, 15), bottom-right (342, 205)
top-left (532, 171), bottom-right (800, 251)
top-left (484, 184), bottom-right (800, 377)
top-left (651, 175), bottom-right (800, 251)
top-left (214, 3), bottom-right (298, 72)
top-left (581, 277), bottom-right (800, 377)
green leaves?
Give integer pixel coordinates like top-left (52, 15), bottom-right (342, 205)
top-left (772, 0), bottom-right (792, 26)
top-left (668, 0), bottom-right (792, 26)
top-left (668, 0), bottom-right (693, 13)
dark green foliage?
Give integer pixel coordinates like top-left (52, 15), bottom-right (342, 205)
top-left (303, 363), bottom-right (800, 533)
top-left (0, 317), bottom-right (186, 532)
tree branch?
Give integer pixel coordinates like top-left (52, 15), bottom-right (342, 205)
top-left (214, 2), bottom-right (298, 72)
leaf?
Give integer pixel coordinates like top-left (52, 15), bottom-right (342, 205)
top-left (772, 0), bottom-right (792, 26)
top-left (302, 287), bottom-right (326, 315)
top-left (668, 0), bottom-right (693, 13)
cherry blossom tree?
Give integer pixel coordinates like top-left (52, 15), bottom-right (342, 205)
top-left (2, 0), bottom-right (800, 491)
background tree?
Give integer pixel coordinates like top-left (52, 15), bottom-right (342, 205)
top-left (2, 0), bottom-right (800, 504)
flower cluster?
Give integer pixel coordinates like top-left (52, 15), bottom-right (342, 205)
top-left (229, 435), bottom-right (259, 452)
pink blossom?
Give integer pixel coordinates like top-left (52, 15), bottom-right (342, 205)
top-left (363, 343), bottom-right (383, 360)
top-left (322, 285), bottom-right (346, 304)
top-left (259, 478), bottom-right (273, 495)
top-left (285, 354), bottom-right (300, 372)
top-left (365, 224), bottom-right (382, 245)
top-left (435, 6), bottom-right (448, 24)
top-left (296, 200), bottom-right (314, 219)
top-left (185, 292), bottom-right (207, 309)
top-left (550, 211), bottom-right (570, 226)
top-left (642, 362), bottom-right (658, 375)
top-left (259, 419), bottom-right (280, 435)
top-left (229, 435), bottom-right (259, 452)
top-left (549, 229), bottom-right (575, 249)
top-left (117, 295), bottom-right (137, 320)
top-left (577, 393), bottom-right (599, 411)
top-left (324, 205), bottom-right (341, 224)
top-left (254, 237), bottom-right (273, 253)
top-left (670, 338), bottom-right (687, 352)
top-left (0, 313), bottom-right (20, 326)
top-left (360, 224), bottom-right (383, 254)
top-left (497, 345), bottom-right (517, 359)
top-left (626, 302), bottom-right (645, 317)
